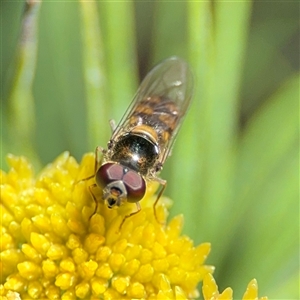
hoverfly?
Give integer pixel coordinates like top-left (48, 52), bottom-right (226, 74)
top-left (83, 56), bottom-right (193, 229)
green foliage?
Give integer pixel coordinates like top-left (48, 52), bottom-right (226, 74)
top-left (1, 1), bottom-right (299, 298)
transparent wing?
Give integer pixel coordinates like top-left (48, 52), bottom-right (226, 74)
top-left (111, 56), bottom-right (193, 164)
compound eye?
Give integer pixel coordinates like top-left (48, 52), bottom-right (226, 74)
top-left (123, 170), bottom-right (146, 203)
top-left (96, 163), bottom-right (124, 188)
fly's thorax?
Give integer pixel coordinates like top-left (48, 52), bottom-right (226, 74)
top-left (96, 162), bottom-right (146, 206)
top-left (109, 133), bottom-right (159, 175)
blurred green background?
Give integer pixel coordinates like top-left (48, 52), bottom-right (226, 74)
top-left (1, 1), bottom-right (299, 299)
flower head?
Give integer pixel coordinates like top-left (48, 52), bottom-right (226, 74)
top-left (0, 152), bottom-right (267, 299)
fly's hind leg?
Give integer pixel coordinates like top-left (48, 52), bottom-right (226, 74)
top-left (153, 178), bottom-right (167, 224)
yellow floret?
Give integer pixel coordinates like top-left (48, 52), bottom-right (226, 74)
top-left (202, 273), bottom-right (268, 300)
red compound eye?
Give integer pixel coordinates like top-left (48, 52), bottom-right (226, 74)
top-left (96, 163), bottom-right (146, 203)
top-left (123, 170), bottom-right (146, 203)
top-left (96, 163), bottom-right (124, 187)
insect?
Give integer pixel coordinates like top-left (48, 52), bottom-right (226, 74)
top-left (82, 56), bottom-right (193, 229)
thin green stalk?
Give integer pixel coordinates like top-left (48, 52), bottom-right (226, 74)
top-left (171, 1), bottom-right (213, 239)
top-left (7, 0), bottom-right (41, 169)
top-left (204, 1), bottom-right (252, 246)
top-left (100, 1), bottom-right (138, 123)
top-left (149, 2), bottom-right (211, 236)
top-left (79, 1), bottom-right (109, 149)
top-left (151, 2), bottom-right (188, 63)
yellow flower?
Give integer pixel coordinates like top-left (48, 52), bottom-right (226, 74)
top-left (0, 152), bottom-right (267, 299)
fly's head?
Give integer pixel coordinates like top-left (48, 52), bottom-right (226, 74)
top-left (96, 162), bottom-right (146, 208)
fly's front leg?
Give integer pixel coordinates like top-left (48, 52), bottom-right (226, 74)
top-left (89, 183), bottom-right (99, 219)
top-left (76, 146), bottom-right (104, 184)
top-left (153, 178), bottom-right (167, 224)
top-left (119, 202), bottom-right (141, 231)
top-left (76, 174), bottom-right (94, 184)
top-left (94, 145), bottom-right (104, 173)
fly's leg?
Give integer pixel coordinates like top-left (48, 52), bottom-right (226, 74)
top-left (107, 120), bottom-right (117, 150)
top-left (76, 147), bottom-right (103, 220)
top-left (76, 146), bottom-right (104, 183)
top-left (153, 178), bottom-right (167, 224)
top-left (118, 202), bottom-right (141, 231)
top-left (88, 183), bottom-right (99, 219)
top-left (76, 174), bottom-right (94, 183)
top-left (94, 146), bottom-right (104, 172)
top-left (109, 119), bottom-right (117, 132)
